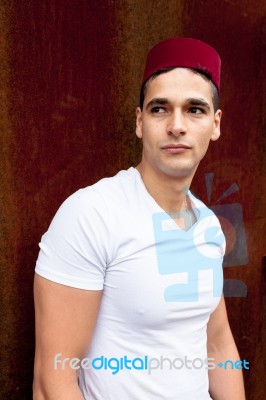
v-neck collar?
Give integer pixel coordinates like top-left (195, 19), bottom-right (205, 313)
top-left (132, 167), bottom-right (201, 233)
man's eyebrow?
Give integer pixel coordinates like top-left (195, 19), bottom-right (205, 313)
top-left (186, 98), bottom-right (210, 109)
top-left (145, 97), bottom-right (211, 111)
top-left (145, 98), bottom-right (170, 110)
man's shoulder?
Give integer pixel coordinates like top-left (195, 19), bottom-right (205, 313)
top-left (91, 167), bottom-right (137, 192)
top-left (58, 167), bottom-right (137, 214)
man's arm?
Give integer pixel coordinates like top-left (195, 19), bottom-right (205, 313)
top-left (33, 273), bottom-right (102, 400)
top-left (207, 297), bottom-right (246, 400)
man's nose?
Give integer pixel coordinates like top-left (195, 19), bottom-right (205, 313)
top-left (167, 110), bottom-right (187, 136)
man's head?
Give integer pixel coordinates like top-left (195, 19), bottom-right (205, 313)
top-left (136, 38), bottom-right (222, 181)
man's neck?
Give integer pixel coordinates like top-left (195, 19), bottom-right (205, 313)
top-left (136, 162), bottom-right (195, 213)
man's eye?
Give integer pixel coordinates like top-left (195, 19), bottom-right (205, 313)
top-left (151, 107), bottom-right (165, 113)
top-left (189, 107), bottom-right (204, 114)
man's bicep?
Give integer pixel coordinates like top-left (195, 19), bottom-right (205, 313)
top-left (33, 273), bottom-right (102, 395)
top-left (207, 297), bottom-right (234, 350)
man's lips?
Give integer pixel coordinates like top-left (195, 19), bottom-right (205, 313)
top-left (161, 144), bottom-right (191, 153)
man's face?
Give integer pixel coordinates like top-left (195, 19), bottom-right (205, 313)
top-left (136, 68), bottom-right (222, 180)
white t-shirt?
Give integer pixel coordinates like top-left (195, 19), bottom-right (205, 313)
top-left (36, 167), bottom-right (225, 400)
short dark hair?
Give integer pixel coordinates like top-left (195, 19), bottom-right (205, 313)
top-left (139, 67), bottom-right (219, 112)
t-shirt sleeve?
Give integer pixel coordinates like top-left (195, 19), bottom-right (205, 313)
top-left (35, 188), bottom-right (109, 290)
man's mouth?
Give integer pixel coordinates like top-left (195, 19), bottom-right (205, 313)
top-left (161, 144), bottom-right (191, 153)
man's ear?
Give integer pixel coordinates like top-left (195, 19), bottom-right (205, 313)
top-left (211, 109), bottom-right (222, 141)
top-left (136, 107), bottom-right (143, 139)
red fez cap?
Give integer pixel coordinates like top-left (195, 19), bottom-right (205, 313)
top-left (142, 38), bottom-right (221, 92)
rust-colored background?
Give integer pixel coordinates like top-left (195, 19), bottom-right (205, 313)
top-left (0, 1), bottom-right (265, 399)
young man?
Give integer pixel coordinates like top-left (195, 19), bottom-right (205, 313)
top-left (33, 38), bottom-right (246, 399)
